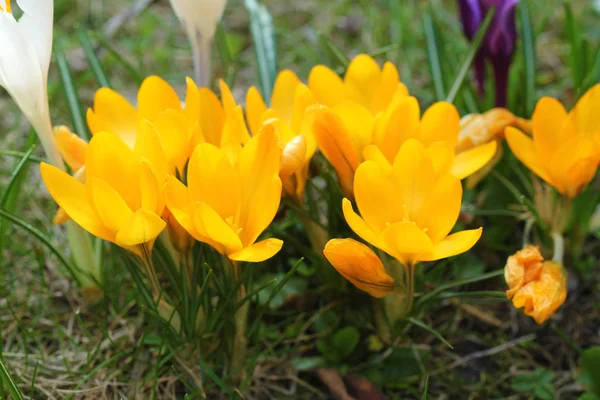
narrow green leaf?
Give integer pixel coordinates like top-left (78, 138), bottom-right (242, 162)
top-left (93, 33), bottom-right (145, 85)
top-left (446, 7), bottom-right (496, 103)
top-left (244, 0), bottom-right (277, 101)
top-left (77, 29), bottom-right (111, 88)
top-left (439, 290), bottom-right (507, 300)
top-left (0, 150), bottom-right (44, 163)
top-left (519, 2), bottom-right (536, 117)
top-left (407, 317), bottom-right (453, 349)
top-left (422, 375), bottom-right (430, 400)
top-left (581, 45), bottom-right (600, 95)
top-left (0, 208), bottom-right (82, 286)
top-left (0, 358), bottom-right (24, 400)
top-left (215, 23), bottom-right (236, 86)
top-left (423, 13), bottom-right (446, 100)
top-left (318, 33), bottom-right (349, 69)
top-left (564, 3), bottom-right (583, 91)
top-left (55, 41), bottom-right (90, 140)
top-left (0, 147), bottom-right (35, 210)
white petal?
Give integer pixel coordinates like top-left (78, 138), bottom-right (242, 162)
top-left (169, 0), bottom-right (227, 44)
top-left (15, 0), bottom-right (53, 82)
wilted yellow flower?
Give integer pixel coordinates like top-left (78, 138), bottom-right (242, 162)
top-left (342, 139), bottom-right (482, 267)
top-left (41, 127), bottom-right (168, 253)
top-left (246, 70), bottom-right (317, 200)
top-left (324, 238), bottom-right (395, 298)
top-left (505, 246), bottom-right (567, 324)
top-left (308, 99), bottom-right (497, 199)
top-left (164, 129), bottom-right (283, 262)
top-left (506, 84), bottom-right (600, 198)
top-left (308, 53), bottom-right (408, 115)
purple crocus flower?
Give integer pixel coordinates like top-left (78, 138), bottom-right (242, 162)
top-left (458, 0), bottom-right (520, 107)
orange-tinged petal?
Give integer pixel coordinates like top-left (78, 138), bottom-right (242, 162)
top-left (54, 126), bottom-right (88, 171)
top-left (164, 175), bottom-right (196, 238)
top-left (229, 238), bottom-right (283, 262)
top-left (342, 198), bottom-right (381, 248)
top-left (324, 238), bottom-right (395, 298)
top-left (549, 134), bottom-right (598, 197)
top-left (138, 76), bottom-right (182, 122)
top-left (568, 83), bottom-right (600, 134)
top-left (187, 142), bottom-right (241, 220)
top-left (291, 83), bottom-right (316, 134)
top-left (370, 61), bottom-right (401, 114)
top-left (86, 88), bottom-right (138, 147)
top-left (504, 245), bottom-right (544, 298)
top-left (505, 127), bottom-right (554, 186)
top-left (307, 105), bottom-right (360, 199)
top-left (86, 131), bottom-right (140, 211)
top-left (451, 140), bottom-right (497, 180)
top-left (308, 65), bottom-right (346, 108)
top-left (40, 163), bottom-right (114, 242)
top-left (362, 145), bottom-right (393, 177)
top-left (511, 261), bottom-right (567, 324)
top-left (344, 54), bottom-right (381, 106)
top-left (191, 201), bottom-right (243, 254)
top-left (245, 86), bottom-right (268, 136)
top-left (419, 228), bottom-right (482, 262)
top-left (380, 221), bottom-right (434, 266)
top-left (419, 101), bottom-right (460, 148)
top-left (280, 135), bottom-right (307, 178)
top-left (115, 209), bottom-right (166, 247)
top-left (198, 88), bottom-right (226, 146)
top-left (354, 161), bottom-right (404, 234)
top-left (271, 70), bottom-right (301, 125)
top-left (53, 207), bottom-right (69, 225)
top-left (373, 96), bottom-right (420, 162)
top-left (532, 97), bottom-right (569, 162)
top-left (333, 101), bottom-right (375, 157)
top-left (89, 178), bottom-right (134, 233)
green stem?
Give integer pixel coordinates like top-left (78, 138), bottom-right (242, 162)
top-left (140, 243), bottom-right (161, 297)
top-left (551, 231), bottom-right (565, 264)
top-left (0, 358), bottom-right (24, 400)
top-left (230, 260), bottom-right (248, 380)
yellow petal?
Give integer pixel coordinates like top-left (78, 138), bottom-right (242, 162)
top-left (532, 97), bottom-right (569, 163)
top-left (134, 120), bottom-right (169, 182)
top-left (307, 105), bottom-right (360, 199)
top-left (324, 238), bottom-right (395, 298)
top-left (420, 228), bottom-right (483, 262)
top-left (54, 126), bottom-right (88, 171)
top-left (137, 76), bottom-right (182, 122)
top-left (271, 70), bottom-right (301, 125)
top-left (86, 88), bottom-right (138, 148)
top-left (89, 178), bottom-right (134, 233)
top-left (184, 77), bottom-right (201, 122)
top-left (40, 163), bottom-right (114, 242)
top-left (380, 222), bottom-right (434, 266)
top-left (86, 131), bottom-right (140, 211)
top-left (219, 79), bottom-right (237, 115)
top-left (369, 61), bottom-right (402, 114)
top-left (308, 65), bottom-right (346, 108)
top-left (419, 102), bottom-right (460, 148)
top-left (550, 134), bottom-right (599, 197)
top-left (568, 83), bottom-right (600, 134)
top-left (504, 245), bottom-right (544, 299)
top-left (191, 201), bottom-right (243, 254)
top-left (229, 238), bottom-right (284, 262)
top-left (164, 175), bottom-right (196, 238)
top-left (505, 127), bottom-right (554, 186)
top-left (291, 83), bottom-right (316, 134)
top-left (238, 174), bottom-right (282, 248)
top-left (344, 54), bottom-right (381, 106)
top-left (222, 105), bottom-right (251, 147)
top-left (115, 209), bottom-right (166, 247)
top-left (425, 142), bottom-right (455, 178)
top-left (164, 208), bottom-right (194, 254)
top-left (197, 88), bottom-right (226, 146)
top-left (416, 174), bottom-right (462, 244)
top-left (151, 109), bottom-right (192, 175)
top-left (245, 86), bottom-right (268, 136)
top-left (53, 207), bottom-right (69, 225)
top-left (139, 159), bottom-right (163, 215)
top-left (280, 135), bottom-right (307, 178)
top-left (354, 161), bottom-right (404, 234)
top-left (333, 101), bottom-right (375, 157)
top-left (187, 142), bottom-right (241, 220)
top-left (451, 140), bottom-right (498, 180)
top-left (342, 198), bottom-right (382, 249)
top-left (362, 144), bottom-right (393, 177)
top-left (373, 96), bottom-right (420, 162)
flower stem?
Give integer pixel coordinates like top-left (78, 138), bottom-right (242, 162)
top-left (229, 260), bottom-right (248, 381)
top-left (551, 231), bottom-right (565, 264)
top-left (191, 34), bottom-right (212, 87)
top-left (139, 243), bottom-right (161, 297)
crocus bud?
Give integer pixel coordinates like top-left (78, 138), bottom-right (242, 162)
top-left (505, 246), bottom-right (567, 324)
top-left (457, 0), bottom-right (520, 106)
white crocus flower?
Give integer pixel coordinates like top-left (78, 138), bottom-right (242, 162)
top-left (0, 0), bottom-right (64, 170)
top-left (168, 0), bottom-right (227, 87)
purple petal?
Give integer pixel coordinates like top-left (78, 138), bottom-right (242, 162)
top-left (484, 0), bottom-right (520, 57)
top-left (457, 0), bottom-right (483, 39)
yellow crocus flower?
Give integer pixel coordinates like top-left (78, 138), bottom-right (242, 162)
top-left (506, 84), bottom-right (600, 198)
top-left (339, 139), bottom-right (482, 268)
top-left (40, 126), bottom-right (168, 254)
top-left (245, 70), bottom-right (317, 200)
top-left (164, 128), bottom-right (283, 262)
top-left (308, 53), bottom-right (408, 115)
top-left (505, 246), bottom-right (567, 324)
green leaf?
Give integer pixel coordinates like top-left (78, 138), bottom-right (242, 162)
top-left (534, 383), bottom-right (556, 400)
top-left (512, 368), bottom-right (555, 392)
top-left (318, 33), bottom-right (349, 69)
top-left (244, 0), bottom-right (277, 101)
top-left (77, 29), bottom-right (111, 88)
top-left (407, 317), bottom-right (453, 349)
top-left (55, 41), bottom-right (90, 140)
top-left (332, 327), bottom-right (360, 359)
top-left (519, 2), bottom-right (537, 117)
top-left (564, 3), bottom-right (583, 91)
top-left (580, 346), bottom-right (600, 397)
top-left (446, 6), bottom-right (496, 103)
top-left (293, 357), bottom-right (326, 371)
top-left (579, 393), bottom-right (600, 400)
top-left (422, 375), bottom-right (430, 400)
top-left (0, 358), bottom-right (24, 400)
top-left (423, 13), bottom-right (446, 100)
top-left (255, 274), bottom-right (306, 309)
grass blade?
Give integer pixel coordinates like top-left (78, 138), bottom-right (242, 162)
top-left (244, 0), bottom-right (277, 101)
top-left (563, 3), bottom-right (583, 92)
top-left (407, 317), bottom-right (453, 349)
top-left (318, 33), bottom-right (349, 69)
top-left (422, 375), bottom-right (430, 400)
top-left (423, 12), bottom-right (446, 100)
top-left (55, 41), bottom-right (90, 140)
top-left (0, 358), bottom-right (24, 400)
top-left (77, 28), bottom-right (111, 88)
top-left (93, 33), bottom-right (145, 85)
top-left (446, 7), bottom-right (496, 103)
top-left (519, 2), bottom-right (536, 117)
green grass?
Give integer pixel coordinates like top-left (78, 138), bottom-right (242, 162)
top-left (1, 0), bottom-right (599, 398)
